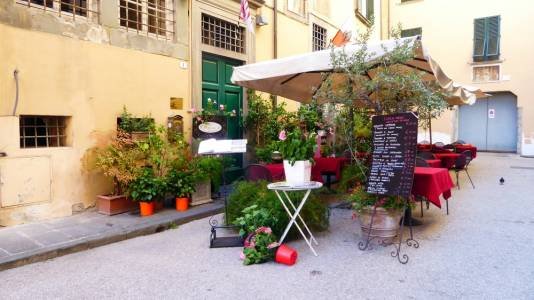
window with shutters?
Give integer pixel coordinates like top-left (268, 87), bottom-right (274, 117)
top-left (356, 0), bottom-right (374, 26)
top-left (401, 27), bottom-right (422, 38)
top-left (119, 0), bottom-right (175, 41)
top-left (473, 16), bottom-right (500, 62)
top-left (312, 23), bottom-right (327, 51)
top-left (16, 0), bottom-right (99, 22)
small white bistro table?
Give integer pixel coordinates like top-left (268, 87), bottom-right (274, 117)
top-left (267, 181), bottom-right (323, 256)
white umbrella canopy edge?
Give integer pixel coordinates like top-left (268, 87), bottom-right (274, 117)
top-left (231, 36), bottom-right (487, 105)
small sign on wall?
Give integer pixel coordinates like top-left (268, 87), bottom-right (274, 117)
top-left (488, 109), bottom-right (495, 119)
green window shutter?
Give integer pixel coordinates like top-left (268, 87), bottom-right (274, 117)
top-left (401, 27), bottom-right (422, 38)
top-left (366, 0), bottom-right (374, 20)
top-left (473, 18), bottom-right (486, 59)
top-left (486, 16), bottom-right (500, 57)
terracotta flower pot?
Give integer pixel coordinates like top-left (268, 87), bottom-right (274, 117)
top-left (175, 197), bottom-right (189, 211)
top-left (139, 201), bottom-right (155, 217)
top-left (275, 244), bottom-right (298, 266)
top-left (96, 194), bottom-right (136, 216)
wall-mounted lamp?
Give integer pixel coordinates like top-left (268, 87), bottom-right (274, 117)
top-left (256, 15), bottom-right (268, 26)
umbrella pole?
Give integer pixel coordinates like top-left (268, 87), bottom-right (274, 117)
top-left (428, 116), bottom-right (433, 145)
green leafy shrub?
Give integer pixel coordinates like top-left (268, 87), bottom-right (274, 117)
top-left (128, 168), bottom-right (167, 202)
top-left (119, 106), bottom-right (154, 133)
top-left (227, 181), bottom-right (329, 239)
top-left (233, 205), bottom-right (278, 237)
top-left (166, 168), bottom-right (196, 198)
top-left (277, 128), bottom-right (316, 165)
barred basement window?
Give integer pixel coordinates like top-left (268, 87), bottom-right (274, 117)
top-left (201, 14), bottom-right (245, 54)
top-left (19, 116), bottom-right (69, 148)
top-left (312, 23), bottom-right (327, 51)
top-left (119, 0), bottom-right (175, 40)
top-left (16, 0), bottom-right (100, 21)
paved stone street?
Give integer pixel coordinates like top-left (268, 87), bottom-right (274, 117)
top-left (1, 153), bottom-right (533, 299)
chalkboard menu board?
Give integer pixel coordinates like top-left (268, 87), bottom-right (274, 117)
top-left (192, 115), bottom-right (227, 140)
top-left (366, 112), bottom-right (418, 197)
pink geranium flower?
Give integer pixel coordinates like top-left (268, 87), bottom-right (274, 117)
top-left (267, 242), bottom-right (279, 249)
top-left (219, 104), bottom-right (225, 110)
top-left (278, 130), bottom-right (287, 141)
top-left (239, 251), bottom-right (245, 260)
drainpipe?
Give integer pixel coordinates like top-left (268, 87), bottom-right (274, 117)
top-left (272, 0), bottom-right (278, 107)
top-left (12, 69), bottom-right (19, 116)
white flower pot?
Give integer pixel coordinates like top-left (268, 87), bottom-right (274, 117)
top-left (283, 160), bottom-right (312, 185)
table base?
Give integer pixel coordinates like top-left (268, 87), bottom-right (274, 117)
top-left (274, 190), bottom-right (319, 256)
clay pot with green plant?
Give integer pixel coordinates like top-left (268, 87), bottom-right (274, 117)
top-left (118, 106), bottom-right (154, 141)
top-left (128, 168), bottom-right (167, 217)
top-left (166, 167), bottom-right (195, 212)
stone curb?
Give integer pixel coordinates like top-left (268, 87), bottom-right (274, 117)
top-left (0, 203), bottom-right (224, 272)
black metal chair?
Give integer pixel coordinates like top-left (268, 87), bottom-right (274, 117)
top-left (443, 144), bottom-right (456, 150)
top-left (244, 164), bottom-right (273, 182)
top-left (452, 150), bottom-right (474, 190)
top-left (418, 151), bottom-right (436, 160)
top-left (455, 139), bottom-right (466, 144)
top-left (416, 157), bottom-right (430, 167)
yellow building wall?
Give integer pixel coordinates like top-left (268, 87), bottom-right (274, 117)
top-left (0, 24), bottom-right (190, 226)
top-left (388, 0), bottom-right (534, 155)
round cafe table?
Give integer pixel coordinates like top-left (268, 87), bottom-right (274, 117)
top-left (267, 181), bottom-right (323, 256)
top-left (433, 153), bottom-right (461, 169)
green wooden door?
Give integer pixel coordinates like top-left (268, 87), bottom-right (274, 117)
top-left (201, 53), bottom-right (243, 180)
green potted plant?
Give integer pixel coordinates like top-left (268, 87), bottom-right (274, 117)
top-left (128, 168), bottom-right (167, 217)
top-left (277, 128), bottom-right (317, 185)
top-left (166, 167), bottom-right (195, 211)
top-left (87, 130), bottom-right (142, 215)
top-left (118, 106), bottom-right (154, 141)
top-left (350, 185), bottom-right (407, 238)
top-left (190, 156), bottom-right (223, 205)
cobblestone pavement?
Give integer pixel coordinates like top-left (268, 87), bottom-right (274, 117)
top-left (0, 153), bottom-right (533, 299)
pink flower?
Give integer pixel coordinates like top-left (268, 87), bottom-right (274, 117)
top-left (255, 226), bottom-right (272, 234)
top-left (189, 107), bottom-right (197, 113)
top-left (239, 251), bottom-right (245, 260)
top-left (267, 242), bottom-right (279, 249)
top-left (219, 104), bottom-right (225, 111)
top-left (278, 130), bottom-right (287, 141)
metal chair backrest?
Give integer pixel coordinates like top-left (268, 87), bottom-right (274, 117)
top-left (244, 164), bottom-right (273, 182)
top-left (416, 157), bottom-right (430, 167)
top-left (443, 144), bottom-right (455, 150)
top-left (343, 149), bottom-right (352, 159)
top-left (455, 140), bottom-right (466, 144)
top-left (462, 150), bottom-right (473, 166)
top-left (434, 142), bottom-right (445, 147)
top-left (454, 153), bottom-right (467, 170)
top-left (418, 151), bottom-right (436, 160)
top-left (419, 140), bottom-right (430, 145)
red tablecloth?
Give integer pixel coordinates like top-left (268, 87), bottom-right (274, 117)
top-left (412, 167), bottom-right (454, 208)
top-left (264, 163), bottom-right (285, 181)
top-left (311, 157), bottom-right (348, 183)
top-left (265, 157), bottom-right (349, 183)
top-left (425, 159), bottom-right (442, 168)
top-left (433, 153), bottom-right (461, 169)
top-left (455, 144), bottom-right (477, 158)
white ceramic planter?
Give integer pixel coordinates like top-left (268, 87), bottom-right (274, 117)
top-left (283, 160), bottom-right (312, 185)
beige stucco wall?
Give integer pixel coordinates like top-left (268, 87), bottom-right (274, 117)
top-left (0, 23), bottom-right (190, 226)
top-left (388, 0), bottom-right (534, 155)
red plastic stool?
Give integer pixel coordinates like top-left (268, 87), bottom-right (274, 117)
top-left (275, 244), bottom-right (298, 266)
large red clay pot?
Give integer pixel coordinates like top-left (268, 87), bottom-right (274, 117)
top-left (176, 197), bottom-right (189, 211)
top-left (139, 201), bottom-right (155, 217)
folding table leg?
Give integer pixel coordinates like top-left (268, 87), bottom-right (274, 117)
top-left (282, 191), bottom-right (319, 246)
top-left (275, 190), bottom-right (318, 256)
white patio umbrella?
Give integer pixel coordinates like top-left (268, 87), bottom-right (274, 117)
top-left (231, 36), bottom-right (488, 106)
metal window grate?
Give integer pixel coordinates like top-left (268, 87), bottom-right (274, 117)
top-left (201, 14), bottom-right (245, 54)
top-left (19, 116), bottom-right (68, 148)
top-left (312, 23), bottom-right (327, 51)
top-left (16, 0), bottom-right (100, 22)
top-left (119, 0), bottom-right (175, 41)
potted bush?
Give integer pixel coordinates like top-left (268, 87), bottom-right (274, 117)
top-left (128, 168), bottom-right (166, 217)
top-left (167, 167), bottom-right (195, 211)
top-left (118, 106), bottom-right (154, 141)
top-left (190, 156), bottom-right (223, 205)
top-left (88, 130), bottom-right (142, 215)
top-left (277, 128), bottom-right (316, 185)
top-left (350, 185), bottom-right (406, 238)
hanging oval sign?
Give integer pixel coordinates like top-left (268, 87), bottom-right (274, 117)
top-left (198, 121), bottom-right (222, 134)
